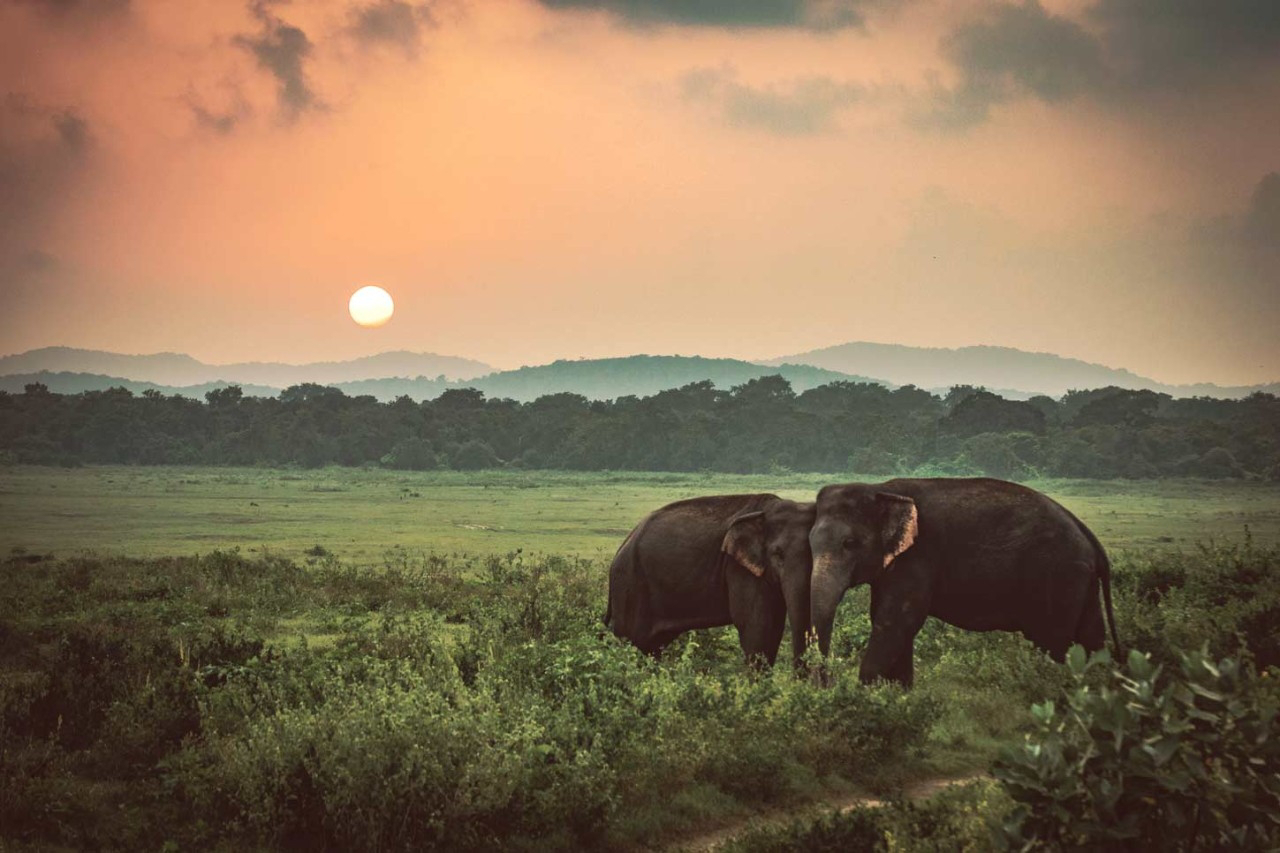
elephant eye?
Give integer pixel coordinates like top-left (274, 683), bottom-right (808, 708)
top-left (842, 536), bottom-right (860, 550)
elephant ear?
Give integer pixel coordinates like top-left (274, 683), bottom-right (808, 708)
top-left (722, 511), bottom-right (767, 577)
top-left (876, 493), bottom-right (918, 569)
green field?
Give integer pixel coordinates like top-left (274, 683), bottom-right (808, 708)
top-left (3, 466), bottom-right (1279, 850)
top-left (4, 466), bottom-right (1279, 561)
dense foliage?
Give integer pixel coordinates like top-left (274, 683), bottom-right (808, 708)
top-left (3, 378), bottom-right (1278, 478)
top-left (3, 537), bottom-right (1277, 850)
top-left (995, 646), bottom-right (1279, 851)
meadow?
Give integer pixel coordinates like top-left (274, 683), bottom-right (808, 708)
top-left (2, 466), bottom-right (1278, 850)
top-left (4, 465), bottom-right (1280, 560)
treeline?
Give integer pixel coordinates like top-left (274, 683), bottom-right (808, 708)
top-left (2, 377), bottom-right (1278, 479)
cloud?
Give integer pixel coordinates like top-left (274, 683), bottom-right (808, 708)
top-left (682, 67), bottom-right (864, 135)
top-left (1090, 0), bottom-right (1280, 91)
top-left (13, 0), bottom-right (130, 21)
top-left (928, 0), bottom-right (1280, 128)
top-left (53, 109), bottom-right (91, 151)
top-left (235, 1), bottom-right (322, 121)
top-left (534, 0), bottom-right (871, 31)
top-left (0, 96), bottom-right (94, 296)
top-left (184, 86), bottom-right (253, 135)
top-left (348, 0), bottom-right (434, 55)
top-left (927, 1), bottom-right (1104, 129)
top-left (1242, 172), bottom-right (1280, 249)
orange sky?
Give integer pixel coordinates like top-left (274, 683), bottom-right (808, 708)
top-left (2, 0), bottom-right (1278, 383)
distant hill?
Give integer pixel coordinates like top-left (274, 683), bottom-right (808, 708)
top-left (0, 371), bottom-right (280, 400)
top-left (452, 356), bottom-right (878, 403)
top-left (8, 347), bottom-right (1274, 404)
top-left (764, 342), bottom-right (1280, 399)
top-left (0, 347), bottom-right (493, 387)
top-left (2, 356), bottom-right (885, 403)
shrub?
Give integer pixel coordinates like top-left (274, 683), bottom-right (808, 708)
top-left (994, 645), bottom-right (1280, 851)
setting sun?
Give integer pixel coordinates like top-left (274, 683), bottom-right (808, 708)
top-left (349, 286), bottom-right (394, 328)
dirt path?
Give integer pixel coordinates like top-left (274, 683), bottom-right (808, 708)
top-left (667, 774), bottom-right (987, 852)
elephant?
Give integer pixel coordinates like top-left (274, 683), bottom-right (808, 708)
top-left (808, 478), bottom-right (1120, 687)
top-left (604, 494), bottom-right (815, 668)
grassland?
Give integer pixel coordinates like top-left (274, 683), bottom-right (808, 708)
top-left (3, 465), bottom-right (1279, 561)
top-left (3, 466), bottom-right (1279, 850)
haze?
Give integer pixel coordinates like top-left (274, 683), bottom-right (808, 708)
top-left (2, 0), bottom-right (1277, 386)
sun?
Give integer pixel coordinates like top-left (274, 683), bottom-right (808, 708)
top-left (349, 285), bottom-right (394, 328)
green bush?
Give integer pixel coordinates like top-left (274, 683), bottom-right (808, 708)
top-left (994, 645), bottom-right (1280, 851)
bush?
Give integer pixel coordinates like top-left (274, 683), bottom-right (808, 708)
top-left (381, 436), bottom-right (439, 470)
top-left (994, 645), bottom-right (1280, 851)
top-left (451, 440), bottom-right (501, 470)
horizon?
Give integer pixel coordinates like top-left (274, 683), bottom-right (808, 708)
top-left (2, 1), bottom-right (1278, 385)
top-left (5, 340), bottom-right (1279, 392)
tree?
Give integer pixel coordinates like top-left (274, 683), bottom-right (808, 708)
top-left (205, 385), bottom-right (243, 407)
top-left (451, 440), bottom-right (500, 470)
top-left (941, 391), bottom-right (1046, 437)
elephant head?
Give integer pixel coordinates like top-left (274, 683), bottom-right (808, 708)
top-left (808, 484), bottom-right (918, 656)
top-left (721, 499), bottom-right (816, 666)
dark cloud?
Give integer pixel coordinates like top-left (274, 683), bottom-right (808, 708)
top-left (184, 87), bottom-right (252, 135)
top-left (1243, 172), bottom-right (1280, 249)
top-left (53, 110), bottom-right (91, 151)
top-left (930, 0), bottom-right (1280, 128)
top-left (682, 67), bottom-right (863, 135)
top-left (1090, 0), bottom-right (1280, 91)
top-left (928, 1), bottom-right (1105, 129)
top-left (235, 1), bottom-right (322, 121)
top-left (13, 0), bottom-right (130, 21)
top-left (535, 0), bottom-right (869, 31)
top-left (349, 0), bottom-right (434, 55)
top-left (1186, 172), bottom-right (1280, 316)
top-left (0, 97), bottom-right (93, 298)
top-left (188, 102), bottom-right (239, 135)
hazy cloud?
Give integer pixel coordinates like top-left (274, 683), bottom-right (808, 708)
top-left (235, 1), bottom-right (321, 121)
top-left (0, 97), bottom-right (93, 299)
top-left (13, 0), bottom-right (130, 21)
top-left (682, 67), bottom-right (864, 135)
top-left (928, 1), bottom-right (1104, 129)
top-left (929, 0), bottom-right (1280, 128)
top-left (53, 110), bottom-right (91, 151)
top-left (348, 1), bottom-right (434, 55)
top-left (1243, 172), bottom-right (1280, 249)
top-left (184, 85), bottom-right (253, 135)
top-left (1090, 0), bottom-right (1280, 91)
top-left (535, 0), bottom-right (871, 31)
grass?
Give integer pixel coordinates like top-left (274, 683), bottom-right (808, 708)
top-left (2, 465), bottom-right (1278, 849)
top-left (3, 465), bottom-right (1280, 561)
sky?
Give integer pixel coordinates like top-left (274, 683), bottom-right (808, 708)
top-left (1, 0), bottom-right (1277, 384)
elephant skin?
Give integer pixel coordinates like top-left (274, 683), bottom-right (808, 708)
top-left (809, 478), bottom-right (1120, 687)
top-left (605, 494), bottom-right (814, 668)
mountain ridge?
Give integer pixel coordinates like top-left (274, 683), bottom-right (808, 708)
top-left (3, 344), bottom-right (1276, 402)
top-left (0, 347), bottom-right (493, 387)
top-left (763, 342), bottom-right (1278, 399)
top-left (0, 356), bottom-right (883, 403)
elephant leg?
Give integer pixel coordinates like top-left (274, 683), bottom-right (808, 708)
top-left (728, 574), bottom-right (785, 668)
top-left (860, 579), bottom-right (929, 688)
top-left (1026, 561), bottom-right (1096, 662)
top-left (642, 627), bottom-right (684, 659)
top-left (736, 611), bottom-right (785, 669)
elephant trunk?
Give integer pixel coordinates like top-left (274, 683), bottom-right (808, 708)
top-left (782, 573), bottom-right (812, 671)
top-left (810, 557), bottom-right (847, 657)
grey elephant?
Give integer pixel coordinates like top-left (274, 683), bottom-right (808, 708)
top-left (604, 494), bottom-right (815, 667)
top-left (808, 478), bottom-right (1120, 686)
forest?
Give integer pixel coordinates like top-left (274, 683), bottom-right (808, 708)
top-left (3, 377), bottom-right (1277, 479)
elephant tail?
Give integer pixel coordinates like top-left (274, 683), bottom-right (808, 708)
top-left (1073, 515), bottom-right (1122, 656)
